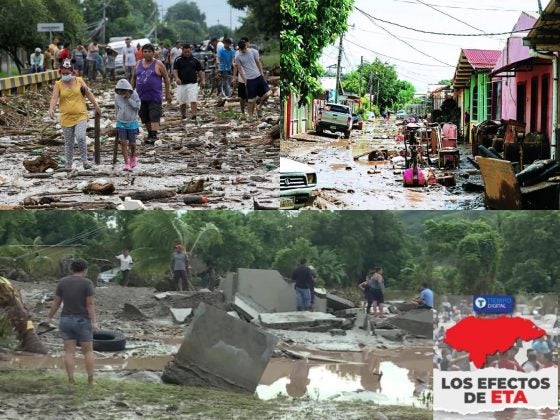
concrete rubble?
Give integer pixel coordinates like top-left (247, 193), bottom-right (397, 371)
top-left (169, 308), bottom-right (193, 324)
top-left (259, 312), bottom-right (346, 332)
top-left (381, 309), bottom-right (434, 338)
top-left (162, 303), bottom-right (278, 393)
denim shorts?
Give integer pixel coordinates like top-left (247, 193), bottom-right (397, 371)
top-left (59, 315), bottom-right (93, 342)
top-left (117, 127), bottom-right (139, 143)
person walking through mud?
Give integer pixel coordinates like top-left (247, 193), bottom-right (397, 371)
top-left (217, 38), bottom-right (235, 98)
top-left (115, 248), bottom-right (134, 286)
top-left (234, 39), bottom-right (271, 121)
top-left (131, 43), bottom-right (172, 144)
top-left (171, 244), bottom-right (189, 292)
top-left (44, 258), bottom-right (98, 385)
top-left (123, 38), bottom-right (137, 82)
top-left (86, 39), bottom-right (99, 81)
top-left (292, 259), bottom-right (313, 311)
top-left (114, 78), bottom-right (141, 171)
top-left (173, 44), bottom-right (204, 122)
top-left (48, 59), bottom-right (100, 170)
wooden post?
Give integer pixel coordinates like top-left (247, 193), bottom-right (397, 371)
top-left (94, 113), bottom-right (100, 164)
top-left (112, 136), bottom-right (119, 164)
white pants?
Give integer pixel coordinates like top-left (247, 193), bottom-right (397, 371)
top-left (176, 83), bottom-right (198, 104)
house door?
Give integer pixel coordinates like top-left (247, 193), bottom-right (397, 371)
top-left (516, 82), bottom-right (526, 123)
top-left (530, 76), bottom-right (538, 132)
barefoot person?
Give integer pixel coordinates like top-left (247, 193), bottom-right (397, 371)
top-left (44, 259), bottom-right (98, 385)
top-left (48, 59), bottom-right (100, 170)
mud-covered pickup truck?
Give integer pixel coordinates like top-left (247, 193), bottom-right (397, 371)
top-left (316, 103), bottom-right (353, 138)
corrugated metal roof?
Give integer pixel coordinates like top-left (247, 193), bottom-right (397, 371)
top-left (525, 0), bottom-right (560, 51)
top-left (462, 49), bottom-right (502, 69)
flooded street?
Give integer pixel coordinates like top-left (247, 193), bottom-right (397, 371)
top-left (281, 119), bottom-right (486, 210)
top-left (0, 81), bottom-right (280, 210)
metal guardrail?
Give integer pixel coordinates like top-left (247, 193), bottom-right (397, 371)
top-left (0, 70), bottom-right (58, 95)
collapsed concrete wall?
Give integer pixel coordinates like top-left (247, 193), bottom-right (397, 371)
top-left (162, 303), bottom-right (278, 393)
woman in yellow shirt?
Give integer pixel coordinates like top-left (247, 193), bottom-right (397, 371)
top-left (48, 59), bottom-right (101, 169)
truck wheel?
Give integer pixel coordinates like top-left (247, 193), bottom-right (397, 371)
top-left (316, 127), bottom-right (323, 135)
top-left (344, 130), bottom-right (351, 139)
top-left (93, 329), bottom-right (126, 352)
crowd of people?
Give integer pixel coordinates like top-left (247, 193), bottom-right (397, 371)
top-left (45, 36), bottom-right (271, 172)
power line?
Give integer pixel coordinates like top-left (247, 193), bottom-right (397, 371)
top-left (350, 26), bottom-right (476, 48)
top-left (355, 7), bottom-right (553, 37)
top-left (389, 0), bottom-right (533, 12)
top-left (414, 0), bottom-right (486, 33)
top-left (357, 9), bottom-right (455, 67)
top-left (344, 37), bottom-right (450, 68)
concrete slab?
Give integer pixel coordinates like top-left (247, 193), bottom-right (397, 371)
top-left (259, 311), bottom-right (345, 331)
top-left (219, 272), bottom-right (235, 302)
top-left (314, 295), bottom-right (327, 313)
top-left (154, 292), bottom-right (169, 300)
top-left (121, 303), bottom-right (147, 320)
top-left (227, 311), bottom-right (241, 319)
top-left (385, 309), bottom-right (434, 338)
top-left (169, 307), bottom-right (192, 323)
top-left (326, 293), bottom-right (355, 311)
top-left (334, 308), bottom-right (362, 317)
top-left (236, 268), bottom-right (296, 312)
top-left (375, 329), bottom-right (404, 341)
top-left (233, 293), bottom-right (267, 321)
top-left (162, 303), bottom-right (278, 393)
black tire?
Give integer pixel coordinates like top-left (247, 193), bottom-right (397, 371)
top-left (316, 127), bottom-right (323, 135)
top-left (93, 329), bottom-right (126, 352)
top-left (344, 130), bottom-right (351, 139)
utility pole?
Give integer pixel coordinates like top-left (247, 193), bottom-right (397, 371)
top-left (369, 72), bottom-right (373, 109)
top-left (376, 78), bottom-right (380, 108)
top-left (358, 56), bottom-right (363, 98)
top-left (335, 34), bottom-right (344, 103)
top-left (537, 0), bottom-right (543, 14)
top-left (102, 2), bottom-right (106, 44)
top-left (154, 5), bottom-right (158, 44)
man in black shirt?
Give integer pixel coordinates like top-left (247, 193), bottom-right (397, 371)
top-left (173, 44), bottom-right (204, 121)
top-left (292, 259), bottom-right (314, 311)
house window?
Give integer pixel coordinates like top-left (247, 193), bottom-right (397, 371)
top-left (530, 76), bottom-right (538, 132)
top-left (516, 82), bottom-right (526, 123)
top-left (472, 86), bottom-right (478, 121)
top-left (541, 74), bottom-right (549, 134)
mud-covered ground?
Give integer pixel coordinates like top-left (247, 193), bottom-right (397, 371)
top-left (0, 79), bottom-right (280, 210)
top-left (281, 119), bottom-right (486, 210)
top-left (0, 280), bottom-right (433, 419)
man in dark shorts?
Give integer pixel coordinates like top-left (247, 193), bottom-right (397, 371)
top-left (171, 244), bottom-right (189, 292)
top-left (131, 43), bottom-right (171, 144)
top-left (234, 39), bottom-right (271, 120)
top-left (44, 259), bottom-right (98, 385)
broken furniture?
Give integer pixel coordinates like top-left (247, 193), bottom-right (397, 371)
top-left (477, 156), bottom-right (559, 209)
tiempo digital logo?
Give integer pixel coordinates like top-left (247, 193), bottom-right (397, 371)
top-left (472, 295), bottom-right (514, 314)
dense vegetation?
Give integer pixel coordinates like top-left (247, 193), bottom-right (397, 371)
top-left (0, 211), bottom-right (558, 295)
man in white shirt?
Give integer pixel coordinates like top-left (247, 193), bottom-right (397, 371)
top-left (169, 41), bottom-right (183, 72)
top-left (115, 249), bottom-right (133, 287)
top-left (122, 38), bottom-right (137, 82)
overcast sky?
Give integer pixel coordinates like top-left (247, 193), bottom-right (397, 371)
top-left (159, 0), bottom-right (246, 30)
top-left (320, 0), bottom-right (542, 93)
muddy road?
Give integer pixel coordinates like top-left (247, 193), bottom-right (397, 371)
top-left (281, 119), bottom-right (486, 210)
top-left (1, 279), bottom-right (432, 412)
top-left (0, 80), bottom-right (280, 210)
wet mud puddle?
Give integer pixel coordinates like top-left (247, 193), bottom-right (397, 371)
top-left (3, 346), bottom-right (432, 406)
top-left (257, 347), bottom-right (432, 406)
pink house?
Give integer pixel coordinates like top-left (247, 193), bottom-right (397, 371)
top-left (491, 12), bottom-right (553, 141)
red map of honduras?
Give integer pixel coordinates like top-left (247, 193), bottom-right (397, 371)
top-left (444, 316), bottom-right (546, 368)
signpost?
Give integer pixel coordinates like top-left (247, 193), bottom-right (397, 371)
top-left (37, 23), bottom-right (64, 44)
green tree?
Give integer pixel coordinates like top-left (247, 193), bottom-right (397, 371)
top-left (229, 0), bottom-right (280, 40)
top-left (165, 1), bottom-right (206, 25)
top-left (273, 238), bottom-right (319, 278)
top-left (207, 24), bottom-right (231, 39)
top-left (455, 232), bottom-right (499, 294)
top-left (281, 0), bottom-right (354, 105)
top-left (0, 0), bottom-right (86, 71)
top-left (314, 249), bottom-right (346, 287)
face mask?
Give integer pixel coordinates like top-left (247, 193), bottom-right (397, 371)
top-left (61, 74), bottom-right (73, 82)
